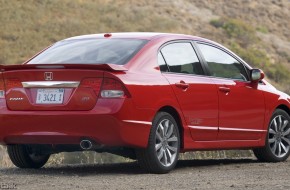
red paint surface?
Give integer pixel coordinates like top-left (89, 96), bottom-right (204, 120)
top-left (0, 33), bottom-right (289, 152)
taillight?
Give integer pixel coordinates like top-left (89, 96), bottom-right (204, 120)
top-left (80, 78), bottom-right (103, 96)
top-left (4, 78), bottom-right (22, 92)
top-left (80, 78), bottom-right (129, 98)
top-left (100, 78), bottom-right (128, 98)
top-left (0, 74), bottom-right (4, 98)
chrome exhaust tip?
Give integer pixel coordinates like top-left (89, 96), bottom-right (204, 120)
top-left (80, 139), bottom-right (93, 150)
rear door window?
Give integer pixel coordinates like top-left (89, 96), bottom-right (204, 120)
top-left (159, 42), bottom-right (204, 75)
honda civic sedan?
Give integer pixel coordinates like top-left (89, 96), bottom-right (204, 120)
top-left (0, 33), bottom-right (289, 173)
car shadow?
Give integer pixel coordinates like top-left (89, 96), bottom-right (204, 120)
top-left (0, 158), bottom-right (259, 176)
top-left (176, 158), bottom-right (258, 169)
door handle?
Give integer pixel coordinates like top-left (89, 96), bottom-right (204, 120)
top-left (175, 81), bottom-right (189, 90)
top-left (219, 86), bottom-right (230, 93)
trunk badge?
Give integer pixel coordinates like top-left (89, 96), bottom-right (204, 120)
top-left (9, 97), bottom-right (24, 101)
top-left (44, 72), bottom-right (53, 81)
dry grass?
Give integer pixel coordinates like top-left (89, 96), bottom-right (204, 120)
top-left (0, 146), bottom-right (13, 167)
top-left (0, 0), bottom-right (179, 64)
top-left (1, 0), bottom-right (289, 92)
top-left (0, 145), bottom-right (253, 168)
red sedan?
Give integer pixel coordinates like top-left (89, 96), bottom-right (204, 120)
top-left (0, 33), bottom-right (289, 173)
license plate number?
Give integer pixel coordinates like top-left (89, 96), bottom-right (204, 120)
top-left (36, 88), bottom-right (64, 104)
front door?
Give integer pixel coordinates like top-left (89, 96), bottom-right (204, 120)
top-left (196, 43), bottom-right (265, 140)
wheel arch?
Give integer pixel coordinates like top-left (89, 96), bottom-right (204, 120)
top-left (157, 105), bottom-right (184, 149)
top-left (276, 104), bottom-right (290, 116)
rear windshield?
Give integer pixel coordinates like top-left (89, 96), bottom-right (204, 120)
top-left (27, 39), bottom-right (148, 65)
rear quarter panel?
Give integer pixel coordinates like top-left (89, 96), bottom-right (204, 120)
top-left (110, 37), bottom-right (197, 150)
top-left (112, 37), bottom-right (186, 115)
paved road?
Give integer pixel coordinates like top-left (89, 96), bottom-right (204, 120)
top-left (0, 158), bottom-right (289, 190)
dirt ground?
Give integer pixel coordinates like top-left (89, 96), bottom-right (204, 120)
top-left (0, 158), bottom-right (289, 190)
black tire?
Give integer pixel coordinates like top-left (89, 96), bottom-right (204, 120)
top-left (253, 109), bottom-right (290, 162)
top-left (136, 112), bottom-right (180, 174)
top-left (7, 144), bottom-right (50, 168)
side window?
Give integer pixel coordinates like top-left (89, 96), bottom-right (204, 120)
top-left (197, 43), bottom-right (248, 81)
top-left (158, 52), bottom-right (169, 72)
top-left (160, 43), bottom-right (204, 75)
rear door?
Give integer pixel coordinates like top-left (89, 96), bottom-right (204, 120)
top-left (3, 68), bottom-right (103, 111)
top-left (196, 42), bottom-right (265, 140)
top-left (159, 42), bottom-right (219, 141)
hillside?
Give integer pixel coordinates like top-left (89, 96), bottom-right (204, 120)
top-left (1, 0), bottom-right (289, 91)
top-left (0, 0), bottom-right (290, 167)
top-left (0, 0), bottom-right (290, 93)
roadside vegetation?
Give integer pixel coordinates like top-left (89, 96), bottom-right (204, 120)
top-left (0, 0), bottom-right (289, 167)
top-left (0, 0), bottom-right (178, 65)
top-left (210, 18), bottom-right (290, 93)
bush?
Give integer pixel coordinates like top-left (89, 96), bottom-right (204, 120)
top-left (210, 19), bottom-right (224, 28)
top-left (210, 18), bottom-right (258, 48)
top-left (230, 42), bottom-right (290, 85)
top-left (256, 26), bottom-right (269, 34)
top-left (230, 42), bottom-right (269, 68)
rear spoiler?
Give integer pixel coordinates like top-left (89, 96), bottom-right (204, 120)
top-left (0, 63), bottom-right (128, 72)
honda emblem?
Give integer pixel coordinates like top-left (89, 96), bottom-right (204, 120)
top-left (44, 72), bottom-right (53, 81)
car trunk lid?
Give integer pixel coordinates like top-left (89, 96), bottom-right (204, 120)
top-left (0, 64), bottom-right (127, 111)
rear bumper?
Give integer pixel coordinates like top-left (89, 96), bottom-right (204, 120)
top-left (0, 98), bottom-right (153, 148)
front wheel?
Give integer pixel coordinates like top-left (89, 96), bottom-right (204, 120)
top-left (7, 144), bottom-right (50, 168)
top-left (253, 109), bottom-right (290, 162)
top-left (136, 112), bottom-right (180, 174)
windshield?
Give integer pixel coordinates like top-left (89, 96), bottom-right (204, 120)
top-left (27, 39), bottom-right (147, 65)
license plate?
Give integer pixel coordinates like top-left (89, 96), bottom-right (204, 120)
top-left (36, 88), bottom-right (64, 104)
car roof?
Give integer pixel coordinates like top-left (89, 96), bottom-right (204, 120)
top-left (64, 32), bottom-right (208, 41)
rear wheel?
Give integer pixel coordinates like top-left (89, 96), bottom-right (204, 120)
top-left (253, 109), bottom-right (290, 162)
top-left (7, 144), bottom-right (50, 168)
top-left (136, 112), bottom-right (180, 173)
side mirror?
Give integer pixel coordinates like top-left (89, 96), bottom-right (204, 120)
top-left (250, 69), bottom-right (264, 82)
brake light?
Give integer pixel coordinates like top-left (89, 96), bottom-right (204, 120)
top-left (4, 78), bottom-right (22, 91)
top-left (104, 33), bottom-right (112, 38)
top-left (80, 78), bottom-right (103, 96)
top-left (100, 78), bottom-right (128, 98)
top-left (0, 74), bottom-right (4, 98)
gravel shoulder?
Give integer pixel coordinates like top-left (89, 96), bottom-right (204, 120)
top-left (1, 158), bottom-right (289, 190)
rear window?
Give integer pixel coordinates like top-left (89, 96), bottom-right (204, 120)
top-left (27, 39), bottom-right (148, 65)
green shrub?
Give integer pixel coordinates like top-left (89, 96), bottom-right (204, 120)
top-left (210, 18), bottom-right (258, 47)
top-left (230, 42), bottom-right (269, 68)
top-left (256, 26), bottom-right (269, 34)
top-left (210, 18), bottom-right (290, 93)
top-left (210, 19), bottom-right (224, 28)
top-left (230, 42), bottom-right (290, 84)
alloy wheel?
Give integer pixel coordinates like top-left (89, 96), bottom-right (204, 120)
top-left (268, 115), bottom-right (290, 158)
top-left (155, 119), bottom-right (179, 167)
